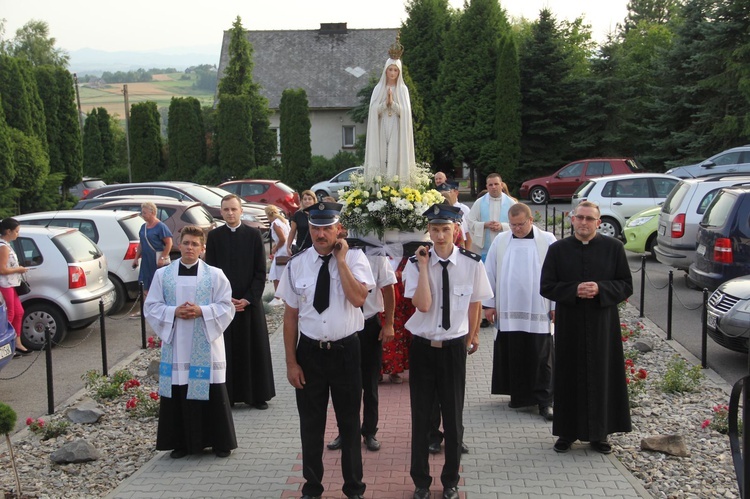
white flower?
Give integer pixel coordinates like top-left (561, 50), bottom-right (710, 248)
top-left (367, 200), bottom-right (386, 212)
top-left (392, 176), bottom-right (399, 183)
top-left (374, 175), bottom-right (382, 184)
top-left (376, 191), bottom-right (382, 199)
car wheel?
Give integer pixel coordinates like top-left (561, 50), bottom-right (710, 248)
top-left (21, 303), bottom-right (67, 350)
top-left (315, 190), bottom-right (328, 201)
top-left (646, 234), bottom-right (658, 257)
top-left (108, 274), bottom-right (126, 316)
top-left (529, 187), bottom-right (549, 205)
top-left (598, 217), bottom-right (621, 238)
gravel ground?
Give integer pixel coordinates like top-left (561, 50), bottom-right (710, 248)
top-left (0, 302), bottom-right (741, 498)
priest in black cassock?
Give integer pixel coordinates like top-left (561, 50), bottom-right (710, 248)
top-left (205, 194), bottom-right (276, 409)
top-left (540, 201), bottom-right (633, 455)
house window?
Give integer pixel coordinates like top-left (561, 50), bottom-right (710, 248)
top-left (271, 127), bottom-right (281, 155)
top-left (342, 126), bottom-right (356, 148)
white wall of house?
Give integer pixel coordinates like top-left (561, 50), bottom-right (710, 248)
top-left (269, 110), bottom-right (365, 159)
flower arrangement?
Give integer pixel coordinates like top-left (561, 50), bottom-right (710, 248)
top-left (624, 358), bottom-right (648, 400)
top-left (701, 404), bottom-right (740, 434)
top-left (147, 336), bottom-right (162, 349)
top-left (26, 416), bottom-right (69, 440)
top-left (338, 165), bottom-right (445, 238)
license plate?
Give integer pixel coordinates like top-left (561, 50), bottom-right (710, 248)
top-left (0, 343), bottom-right (11, 360)
top-left (707, 312), bottom-right (717, 329)
top-left (658, 225), bottom-right (666, 236)
top-left (697, 244), bottom-right (706, 256)
top-left (102, 291), bottom-right (115, 306)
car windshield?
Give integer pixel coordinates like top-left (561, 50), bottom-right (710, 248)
top-left (573, 181), bottom-right (595, 197)
top-left (662, 181), bottom-right (690, 214)
top-left (184, 205), bottom-right (216, 225)
top-left (701, 191), bottom-right (737, 228)
top-left (52, 231), bottom-right (103, 263)
top-left (118, 213), bottom-right (145, 240)
top-left (625, 159), bottom-right (642, 172)
top-left (277, 182), bottom-right (296, 194)
top-left (181, 185), bottom-right (225, 206)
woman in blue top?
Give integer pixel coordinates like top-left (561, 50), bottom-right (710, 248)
top-left (132, 202), bottom-right (173, 298)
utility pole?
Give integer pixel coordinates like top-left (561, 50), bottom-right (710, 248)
top-left (73, 73), bottom-right (84, 133)
top-left (123, 85), bottom-right (132, 183)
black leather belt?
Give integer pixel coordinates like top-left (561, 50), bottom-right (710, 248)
top-left (411, 335), bottom-right (466, 348)
top-left (299, 333), bottom-right (356, 350)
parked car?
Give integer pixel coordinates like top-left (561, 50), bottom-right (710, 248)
top-left (69, 177), bottom-right (106, 199)
top-left (200, 185), bottom-right (271, 225)
top-left (89, 197), bottom-right (222, 257)
top-left (13, 226), bottom-right (115, 349)
top-left (654, 175), bottom-right (750, 271)
top-left (15, 210), bottom-right (143, 315)
top-left (82, 181), bottom-right (269, 236)
top-left (623, 206), bottom-right (661, 255)
top-left (310, 166), bottom-right (364, 200)
top-left (73, 194), bottom-right (176, 210)
top-left (706, 275), bottom-right (750, 353)
top-left (665, 145), bottom-right (750, 178)
top-left (519, 158), bottom-right (642, 205)
top-left (219, 179), bottom-right (300, 215)
top-left (572, 173), bottom-right (679, 237)
top-left (689, 185), bottom-right (750, 290)
top-left (0, 293), bottom-right (15, 372)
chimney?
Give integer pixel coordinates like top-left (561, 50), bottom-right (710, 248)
top-left (319, 23), bottom-right (348, 35)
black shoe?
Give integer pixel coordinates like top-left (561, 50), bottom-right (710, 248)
top-left (590, 440), bottom-right (613, 454)
top-left (461, 442), bottom-right (469, 454)
top-left (253, 401), bottom-right (269, 410)
top-left (443, 487), bottom-right (459, 499)
top-left (347, 495), bottom-right (365, 499)
top-left (413, 488), bottom-right (430, 499)
top-left (364, 435), bottom-right (381, 451)
top-left (214, 449), bottom-right (231, 458)
top-left (16, 347), bottom-right (31, 355)
top-left (540, 405), bottom-right (554, 421)
top-left (170, 449), bottom-right (188, 459)
top-left (428, 441), bottom-right (442, 454)
top-left (327, 434), bottom-right (342, 450)
top-left (553, 437), bottom-right (573, 453)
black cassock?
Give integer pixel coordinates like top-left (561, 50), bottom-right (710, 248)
top-left (540, 234), bottom-right (633, 442)
top-left (205, 224), bottom-right (276, 406)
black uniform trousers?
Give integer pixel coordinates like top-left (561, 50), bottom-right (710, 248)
top-left (296, 333), bottom-right (365, 498)
top-left (359, 315), bottom-right (382, 438)
top-left (409, 335), bottom-right (467, 490)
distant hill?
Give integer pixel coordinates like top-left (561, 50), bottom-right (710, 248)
top-left (69, 46), bottom-right (221, 76)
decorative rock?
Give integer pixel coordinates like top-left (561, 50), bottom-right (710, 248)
top-left (641, 434), bottom-right (691, 457)
top-left (50, 439), bottom-right (101, 463)
top-left (633, 339), bottom-right (653, 352)
top-left (65, 397), bottom-right (104, 424)
top-left (146, 359), bottom-right (160, 378)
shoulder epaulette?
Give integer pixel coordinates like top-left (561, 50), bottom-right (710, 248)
top-left (459, 247), bottom-right (481, 261)
top-left (288, 248), bottom-right (308, 261)
top-left (409, 254), bottom-right (418, 264)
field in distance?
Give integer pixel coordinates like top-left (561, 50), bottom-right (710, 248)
top-left (78, 72), bottom-right (215, 119)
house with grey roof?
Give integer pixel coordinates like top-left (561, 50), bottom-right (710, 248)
top-left (217, 23), bottom-right (398, 159)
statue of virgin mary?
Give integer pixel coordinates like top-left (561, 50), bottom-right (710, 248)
top-left (363, 38), bottom-right (417, 186)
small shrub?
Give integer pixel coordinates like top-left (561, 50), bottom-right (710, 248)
top-left (125, 390), bottom-right (160, 418)
top-left (702, 404), bottom-right (741, 435)
top-left (147, 336), bottom-right (162, 349)
top-left (625, 358), bottom-right (648, 400)
top-left (82, 369), bottom-right (135, 400)
top-left (26, 417), bottom-right (69, 440)
top-left (659, 355), bottom-right (704, 393)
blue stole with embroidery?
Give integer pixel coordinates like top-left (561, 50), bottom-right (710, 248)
top-left (479, 193), bottom-right (514, 260)
top-left (158, 261), bottom-right (213, 401)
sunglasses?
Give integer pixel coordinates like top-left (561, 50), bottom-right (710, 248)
top-left (572, 215), bottom-right (599, 222)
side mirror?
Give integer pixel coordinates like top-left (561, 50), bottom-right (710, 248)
top-left (701, 161), bottom-right (716, 169)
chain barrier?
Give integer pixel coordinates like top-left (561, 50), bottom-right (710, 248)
top-left (50, 322), bottom-right (99, 348)
top-left (644, 268), bottom-right (670, 290)
top-left (672, 287), bottom-right (705, 311)
top-left (106, 295), bottom-right (142, 321)
top-left (0, 339), bottom-right (50, 380)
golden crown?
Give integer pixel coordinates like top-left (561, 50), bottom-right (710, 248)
top-left (388, 32), bottom-right (404, 60)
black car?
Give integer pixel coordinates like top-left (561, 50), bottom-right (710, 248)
top-left (689, 185), bottom-right (750, 290)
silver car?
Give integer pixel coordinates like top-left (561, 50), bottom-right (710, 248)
top-left (665, 146), bottom-right (750, 178)
top-left (310, 166), bottom-right (364, 200)
top-left (13, 226), bottom-right (115, 349)
top-left (654, 175), bottom-right (750, 271)
top-left (706, 275), bottom-right (750, 353)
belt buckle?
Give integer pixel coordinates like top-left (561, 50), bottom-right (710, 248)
top-left (318, 340), bottom-right (331, 350)
top-left (430, 340), bottom-right (443, 348)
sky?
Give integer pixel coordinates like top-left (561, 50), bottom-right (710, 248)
top-left (2, 0), bottom-right (629, 54)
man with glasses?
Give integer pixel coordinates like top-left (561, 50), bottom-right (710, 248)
top-left (540, 201), bottom-right (633, 455)
top-left (483, 203), bottom-right (557, 421)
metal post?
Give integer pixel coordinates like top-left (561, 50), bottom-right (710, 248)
top-left (639, 256), bottom-right (646, 318)
top-left (560, 211), bottom-right (565, 236)
top-left (139, 281), bottom-right (147, 349)
top-left (45, 326), bottom-right (54, 415)
top-left (744, 377), bottom-right (750, 498)
top-left (544, 205), bottom-right (548, 231)
top-left (667, 270), bottom-right (673, 340)
top-left (99, 299), bottom-right (108, 376)
top-left (552, 208), bottom-right (557, 236)
top-left (702, 288), bottom-right (708, 369)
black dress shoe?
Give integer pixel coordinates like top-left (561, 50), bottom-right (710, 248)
top-left (364, 435), bottom-right (381, 451)
top-left (590, 440), bottom-right (613, 454)
top-left (428, 441), bottom-right (441, 454)
top-left (553, 437), bottom-right (573, 453)
top-left (413, 487), bottom-right (430, 499)
top-left (327, 434), bottom-right (342, 450)
top-left (443, 487), bottom-right (459, 499)
top-left (170, 449), bottom-right (188, 459)
top-left (253, 401), bottom-right (269, 410)
top-left (214, 449), bottom-right (231, 458)
top-left (461, 442), bottom-right (469, 454)
top-left (540, 405), bottom-right (554, 421)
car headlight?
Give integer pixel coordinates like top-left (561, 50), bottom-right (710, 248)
top-left (626, 216), bottom-right (654, 228)
top-left (241, 214), bottom-right (258, 222)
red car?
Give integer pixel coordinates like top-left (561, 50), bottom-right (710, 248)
top-left (219, 179), bottom-right (300, 215)
top-left (519, 158), bottom-right (642, 204)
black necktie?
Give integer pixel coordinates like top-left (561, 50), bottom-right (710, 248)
top-left (313, 254), bottom-right (333, 314)
top-left (439, 260), bottom-right (450, 330)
